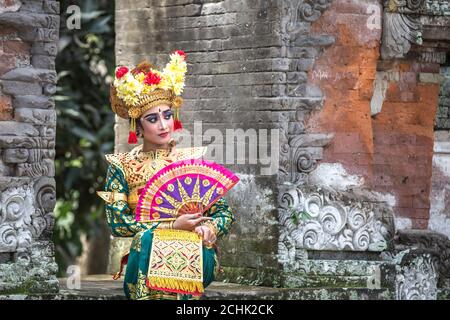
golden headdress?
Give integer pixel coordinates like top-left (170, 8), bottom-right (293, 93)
top-left (110, 50), bottom-right (187, 144)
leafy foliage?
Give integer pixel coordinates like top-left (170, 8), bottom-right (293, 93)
top-left (53, 0), bottom-right (115, 275)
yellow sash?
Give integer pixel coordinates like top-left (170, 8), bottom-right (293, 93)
top-left (146, 229), bottom-right (204, 296)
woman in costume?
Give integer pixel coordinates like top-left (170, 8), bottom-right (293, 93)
top-left (97, 50), bottom-right (235, 300)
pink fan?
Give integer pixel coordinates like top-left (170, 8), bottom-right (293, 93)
top-left (136, 159), bottom-right (239, 222)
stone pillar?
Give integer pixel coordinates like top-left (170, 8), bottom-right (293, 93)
top-left (114, 0), bottom-right (288, 285)
top-left (277, 0), bottom-right (398, 290)
top-left (429, 67), bottom-right (450, 240)
top-left (0, 0), bottom-right (59, 295)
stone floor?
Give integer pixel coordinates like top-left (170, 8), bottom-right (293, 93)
top-left (0, 274), bottom-right (447, 300)
top-left (53, 274), bottom-right (393, 300)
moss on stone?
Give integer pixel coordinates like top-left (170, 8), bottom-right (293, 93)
top-left (216, 266), bottom-right (283, 287)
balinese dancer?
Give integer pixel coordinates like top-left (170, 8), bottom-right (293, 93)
top-left (97, 50), bottom-right (235, 300)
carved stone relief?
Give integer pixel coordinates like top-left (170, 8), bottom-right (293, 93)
top-left (0, 185), bottom-right (33, 255)
top-left (279, 185), bottom-right (394, 252)
top-left (381, 0), bottom-right (450, 61)
top-left (395, 253), bottom-right (438, 300)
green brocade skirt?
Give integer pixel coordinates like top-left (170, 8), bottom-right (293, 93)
top-left (123, 228), bottom-right (217, 300)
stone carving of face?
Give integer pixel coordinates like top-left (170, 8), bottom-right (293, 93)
top-left (138, 104), bottom-right (174, 146)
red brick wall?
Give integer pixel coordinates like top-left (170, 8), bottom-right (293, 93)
top-left (372, 61), bottom-right (440, 229)
top-left (0, 24), bottom-right (31, 121)
top-left (304, 0), bottom-right (441, 229)
top-left (306, 0), bottom-right (381, 182)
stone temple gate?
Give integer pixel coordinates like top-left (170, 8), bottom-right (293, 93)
top-left (1, 0), bottom-right (450, 299)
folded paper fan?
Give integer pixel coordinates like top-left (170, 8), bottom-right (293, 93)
top-left (136, 159), bottom-right (239, 222)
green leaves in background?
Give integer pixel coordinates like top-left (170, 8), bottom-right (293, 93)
top-left (54, 0), bottom-right (115, 276)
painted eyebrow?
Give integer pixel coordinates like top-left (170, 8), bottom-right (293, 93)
top-left (144, 113), bottom-right (157, 118)
top-left (144, 110), bottom-right (172, 119)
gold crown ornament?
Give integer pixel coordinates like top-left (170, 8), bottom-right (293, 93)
top-left (110, 50), bottom-right (187, 144)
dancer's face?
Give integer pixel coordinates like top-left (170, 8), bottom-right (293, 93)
top-left (139, 104), bottom-right (174, 146)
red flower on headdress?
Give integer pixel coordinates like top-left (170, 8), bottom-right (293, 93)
top-left (144, 71), bottom-right (161, 85)
top-left (174, 50), bottom-right (186, 61)
top-left (116, 66), bottom-right (128, 79)
top-left (174, 119), bottom-right (183, 131)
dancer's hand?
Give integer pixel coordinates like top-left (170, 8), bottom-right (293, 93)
top-left (173, 213), bottom-right (211, 231)
top-left (194, 225), bottom-right (217, 247)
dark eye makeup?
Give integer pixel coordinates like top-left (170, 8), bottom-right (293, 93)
top-left (144, 110), bottom-right (173, 123)
top-left (163, 110), bottom-right (173, 119)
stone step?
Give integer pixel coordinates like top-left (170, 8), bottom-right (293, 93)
top-left (305, 259), bottom-right (384, 276)
top-left (282, 274), bottom-right (378, 288)
top-left (281, 259), bottom-right (387, 288)
top-left (0, 275), bottom-right (393, 300)
top-left (204, 283), bottom-right (393, 300)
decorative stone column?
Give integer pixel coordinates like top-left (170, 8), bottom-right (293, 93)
top-left (0, 0), bottom-right (59, 295)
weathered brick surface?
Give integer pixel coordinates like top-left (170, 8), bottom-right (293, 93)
top-left (306, 0), bottom-right (381, 183)
top-left (372, 61), bottom-right (440, 228)
top-left (304, 0), bottom-right (447, 230)
top-left (0, 94), bottom-right (13, 120)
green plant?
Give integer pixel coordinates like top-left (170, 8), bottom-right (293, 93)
top-left (289, 207), bottom-right (312, 226)
top-left (53, 0), bottom-right (115, 276)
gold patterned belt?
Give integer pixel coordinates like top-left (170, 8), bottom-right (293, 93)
top-left (146, 229), bottom-right (204, 296)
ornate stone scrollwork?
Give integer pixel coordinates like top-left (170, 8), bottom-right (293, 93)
top-left (0, 185), bottom-right (33, 254)
top-left (279, 123), bottom-right (333, 185)
top-left (381, 0), bottom-right (425, 60)
top-left (16, 159), bottom-right (54, 177)
top-left (425, 0), bottom-right (450, 15)
top-left (387, 0), bottom-right (426, 13)
top-left (43, 0), bottom-right (60, 15)
top-left (283, 0), bottom-right (332, 35)
top-left (32, 177), bottom-right (56, 239)
top-left (395, 252), bottom-right (438, 300)
top-left (388, 0), bottom-right (450, 15)
top-left (278, 186), bottom-right (394, 252)
top-left (381, 0), bottom-right (450, 61)
top-left (381, 10), bottom-right (423, 59)
top-left (393, 230), bottom-right (450, 287)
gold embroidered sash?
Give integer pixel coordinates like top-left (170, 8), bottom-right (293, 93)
top-left (146, 229), bottom-right (204, 296)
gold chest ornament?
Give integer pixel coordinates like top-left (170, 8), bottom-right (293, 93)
top-left (103, 144), bottom-right (207, 211)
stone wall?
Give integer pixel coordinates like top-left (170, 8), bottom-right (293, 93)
top-left (304, 0), bottom-right (449, 230)
top-left (113, 0), bottom-right (391, 286)
top-left (429, 67), bottom-right (450, 239)
top-left (114, 0), bottom-right (284, 285)
top-left (435, 66), bottom-right (450, 130)
top-left (114, 0), bottom-right (450, 289)
top-left (371, 61), bottom-right (441, 229)
top-left (0, 0), bottom-right (59, 294)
